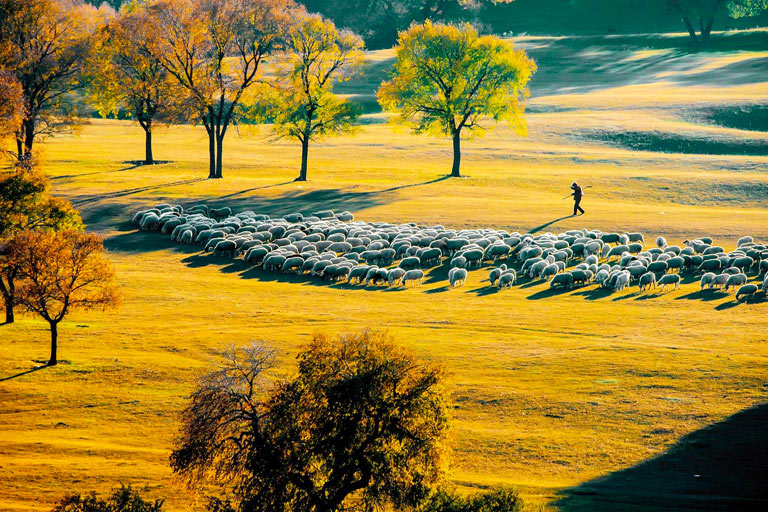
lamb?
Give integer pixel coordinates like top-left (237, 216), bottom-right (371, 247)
top-left (724, 273), bottom-right (748, 291)
top-left (735, 284), bottom-right (759, 302)
top-left (549, 272), bottom-right (573, 289)
top-left (448, 267), bottom-right (468, 287)
top-left (498, 272), bottom-right (516, 289)
top-left (657, 273), bottom-right (681, 292)
top-left (638, 272), bottom-right (656, 291)
top-left (400, 269), bottom-right (424, 286)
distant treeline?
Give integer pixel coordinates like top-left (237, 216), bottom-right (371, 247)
top-left (85, 0), bottom-right (768, 48)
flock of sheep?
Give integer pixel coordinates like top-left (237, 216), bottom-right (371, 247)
top-left (131, 203), bottom-right (768, 302)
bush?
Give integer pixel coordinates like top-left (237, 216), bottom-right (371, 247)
top-left (52, 485), bottom-right (163, 512)
top-left (418, 486), bottom-right (526, 512)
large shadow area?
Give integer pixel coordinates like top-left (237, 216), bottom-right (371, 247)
top-left (574, 129), bottom-right (768, 156)
top-left (554, 403), bottom-right (768, 511)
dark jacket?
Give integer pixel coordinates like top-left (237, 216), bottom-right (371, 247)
top-left (572, 185), bottom-right (583, 200)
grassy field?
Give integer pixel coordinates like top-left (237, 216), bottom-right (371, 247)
top-left (1, 32), bottom-right (768, 511)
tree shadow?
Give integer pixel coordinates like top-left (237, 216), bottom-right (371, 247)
top-left (553, 403), bottom-right (768, 511)
top-left (70, 178), bottom-right (207, 207)
top-left (213, 181), bottom-right (295, 200)
top-left (0, 363), bottom-right (49, 382)
top-left (528, 215), bottom-right (574, 234)
top-left (50, 162), bottom-right (143, 182)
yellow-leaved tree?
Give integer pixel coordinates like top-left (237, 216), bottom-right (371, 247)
top-left (378, 21), bottom-right (536, 178)
top-left (257, 14), bottom-right (364, 182)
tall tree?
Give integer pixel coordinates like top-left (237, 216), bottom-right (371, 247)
top-left (87, 4), bottom-right (184, 165)
top-left (0, 166), bottom-right (82, 324)
top-left (140, 0), bottom-right (295, 179)
top-left (171, 330), bottom-right (449, 512)
top-left (260, 14), bottom-right (364, 182)
top-left (668, 0), bottom-right (767, 41)
top-left (378, 21), bottom-right (535, 178)
top-left (0, 0), bottom-right (98, 160)
top-left (10, 230), bottom-right (120, 366)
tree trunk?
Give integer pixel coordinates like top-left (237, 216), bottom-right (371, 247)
top-left (451, 131), bottom-right (461, 178)
top-left (297, 137), bottom-right (309, 182)
top-left (48, 321), bottom-right (58, 366)
top-left (0, 275), bottom-right (15, 325)
top-left (15, 135), bottom-right (23, 160)
top-left (207, 128), bottom-right (216, 179)
top-left (701, 14), bottom-right (716, 41)
top-left (214, 133), bottom-right (224, 179)
top-left (22, 119), bottom-right (34, 156)
top-left (144, 127), bottom-right (154, 165)
top-left (681, 15), bottom-right (698, 41)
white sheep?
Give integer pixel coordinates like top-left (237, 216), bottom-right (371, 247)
top-left (498, 272), bottom-right (516, 289)
top-left (387, 268), bottom-right (406, 287)
top-left (448, 268), bottom-right (468, 287)
top-left (489, 265), bottom-right (507, 285)
top-left (638, 272), bottom-right (656, 291)
top-left (724, 273), bottom-right (747, 291)
top-left (400, 269), bottom-right (424, 287)
top-left (736, 284), bottom-right (759, 302)
top-left (613, 271), bottom-right (630, 292)
top-left (656, 236), bottom-right (667, 249)
top-left (737, 236), bottom-right (753, 247)
top-left (700, 272), bottom-right (716, 290)
top-left (658, 273), bottom-right (681, 292)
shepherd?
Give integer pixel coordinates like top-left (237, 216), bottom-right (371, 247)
top-left (569, 182), bottom-right (585, 216)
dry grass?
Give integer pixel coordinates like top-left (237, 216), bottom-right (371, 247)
top-left (1, 32), bottom-right (767, 511)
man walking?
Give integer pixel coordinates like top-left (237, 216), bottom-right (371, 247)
top-left (570, 182), bottom-right (585, 216)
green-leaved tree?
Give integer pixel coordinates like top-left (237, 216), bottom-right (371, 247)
top-left (378, 21), bottom-right (536, 178)
top-left (259, 14), bottom-right (364, 182)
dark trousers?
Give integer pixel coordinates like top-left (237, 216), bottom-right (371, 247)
top-left (573, 199), bottom-right (584, 215)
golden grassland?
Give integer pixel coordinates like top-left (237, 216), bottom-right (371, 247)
top-left (1, 33), bottom-right (768, 511)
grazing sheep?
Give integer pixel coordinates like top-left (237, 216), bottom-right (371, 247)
top-left (212, 240), bottom-right (237, 258)
top-left (489, 265), bottom-right (507, 286)
top-left (528, 260), bottom-right (549, 279)
top-left (179, 229), bottom-right (194, 244)
top-left (724, 273), bottom-right (748, 291)
top-left (638, 272), bottom-right (656, 291)
top-left (613, 271), bottom-right (630, 292)
top-left (419, 248), bottom-right (443, 267)
top-left (572, 269), bottom-right (593, 286)
top-left (737, 236), bottom-right (754, 247)
top-left (710, 273), bottom-right (729, 289)
top-left (627, 232), bottom-right (645, 244)
top-left (731, 256), bottom-right (753, 273)
top-left (657, 273), bottom-right (681, 292)
top-left (461, 249), bottom-right (485, 269)
top-left (386, 268), bottom-right (406, 286)
top-left (702, 246), bottom-right (724, 255)
top-left (697, 258), bottom-right (722, 274)
top-left (665, 256), bottom-right (684, 273)
top-left (762, 274), bottom-right (768, 293)
top-left (400, 269), bottom-right (424, 286)
top-left (498, 272), bottom-right (516, 289)
top-left (656, 236), bottom-right (667, 249)
top-left (735, 284), bottom-right (759, 302)
top-left (263, 254), bottom-right (287, 272)
top-left (700, 272), bottom-right (716, 289)
top-left (281, 256), bottom-right (304, 273)
top-left (448, 267), bottom-right (468, 287)
top-left (550, 272), bottom-right (574, 289)
top-left (541, 263), bottom-right (560, 280)
top-left (450, 255), bottom-right (467, 269)
top-left (209, 207), bottom-right (232, 221)
top-left (399, 256), bottom-right (421, 270)
top-left (647, 260), bottom-right (668, 274)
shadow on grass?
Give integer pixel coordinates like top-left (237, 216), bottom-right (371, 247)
top-left (553, 403), bottom-right (768, 512)
top-left (577, 129), bottom-right (768, 156)
top-left (0, 364), bottom-right (49, 382)
top-left (675, 290), bottom-right (729, 302)
top-left (571, 286), bottom-right (614, 301)
top-left (71, 178), bottom-right (207, 208)
top-left (526, 287), bottom-right (572, 300)
top-left (528, 215), bottom-right (575, 234)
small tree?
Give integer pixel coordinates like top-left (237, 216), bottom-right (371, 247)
top-left (416, 486), bottom-right (526, 512)
top-left (139, 0), bottom-right (295, 179)
top-left (53, 484), bottom-right (164, 512)
top-left (11, 230), bottom-right (120, 366)
top-left (0, 167), bottom-right (82, 324)
top-left (171, 330), bottom-right (449, 512)
top-left (87, 4), bottom-right (183, 165)
top-left (378, 21), bottom-right (535, 178)
top-left (261, 14), bottom-right (363, 182)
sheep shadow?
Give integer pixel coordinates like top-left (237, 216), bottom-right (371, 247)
top-left (526, 287), bottom-right (572, 300)
top-left (675, 290), bottom-right (729, 302)
top-left (571, 286), bottom-right (614, 301)
top-left (468, 285), bottom-right (500, 296)
top-left (613, 290), bottom-right (642, 301)
top-left (423, 264), bottom-right (451, 284)
top-left (425, 285), bottom-right (451, 294)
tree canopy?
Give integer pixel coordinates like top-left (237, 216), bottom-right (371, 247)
top-left (138, 0), bottom-right (297, 178)
top-left (378, 21), bottom-right (535, 177)
top-left (171, 330), bottom-right (449, 512)
top-left (0, 0), bottom-right (101, 159)
top-left (259, 14), bottom-right (364, 181)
